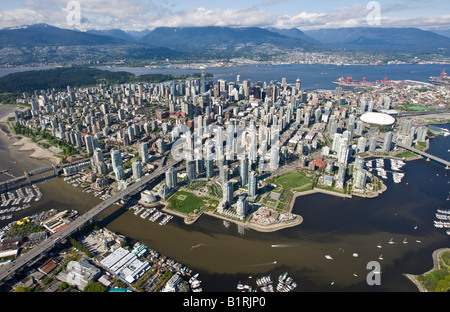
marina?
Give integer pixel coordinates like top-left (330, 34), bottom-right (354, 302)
top-left (238, 272), bottom-right (297, 292)
top-left (128, 204), bottom-right (174, 226)
top-left (367, 158), bottom-right (407, 183)
top-left (0, 185), bottom-right (41, 220)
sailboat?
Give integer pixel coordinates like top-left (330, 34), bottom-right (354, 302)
top-left (379, 254), bottom-right (383, 261)
top-left (325, 255), bottom-right (333, 260)
top-left (377, 243), bottom-right (382, 249)
top-left (403, 238), bottom-right (408, 244)
top-left (389, 238), bottom-right (395, 245)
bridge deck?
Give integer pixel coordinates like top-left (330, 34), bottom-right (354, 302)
top-left (396, 143), bottom-right (450, 167)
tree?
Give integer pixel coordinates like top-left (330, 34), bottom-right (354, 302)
top-left (83, 281), bottom-right (108, 292)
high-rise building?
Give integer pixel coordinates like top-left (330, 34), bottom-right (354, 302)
top-left (111, 149), bottom-right (123, 171)
top-left (240, 157), bottom-right (249, 186)
top-left (186, 160), bottom-right (196, 183)
top-left (140, 142), bottom-right (149, 164)
top-left (93, 148), bottom-right (104, 166)
top-left (223, 181), bottom-right (234, 206)
top-left (368, 136), bottom-right (377, 152)
top-left (383, 132), bottom-right (393, 153)
top-left (220, 164), bottom-right (229, 186)
top-left (337, 138), bottom-right (349, 165)
top-left (237, 196), bottom-right (249, 218)
top-left (84, 134), bottom-right (94, 155)
top-left (166, 167), bottom-right (177, 190)
top-left (357, 137), bottom-right (366, 154)
top-left (205, 159), bottom-right (214, 178)
top-left (132, 161), bottom-right (143, 180)
top-left (353, 169), bottom-right (367, 189)
top-left (114, 166), bottom-right (124, 181)
top-left (248, 171), bottom-right (258, 197)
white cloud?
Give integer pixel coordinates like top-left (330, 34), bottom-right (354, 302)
top-left (0, 1), bottom-right (449, 31)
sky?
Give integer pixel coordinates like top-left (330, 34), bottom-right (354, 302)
top-left (0, 0), bottom-right (449, 31)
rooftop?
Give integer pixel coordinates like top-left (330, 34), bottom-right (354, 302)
top-left (360, 112), bottom-right (396, 126)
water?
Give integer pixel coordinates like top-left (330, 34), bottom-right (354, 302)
top-left (0, 64), bottom-right (446, 91)
top-left (0, 64), bottom-right (449, 292)
top-left (95, 63), bottom-right (446, 90)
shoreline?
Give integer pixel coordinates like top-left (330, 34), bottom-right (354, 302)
top-left (162, 202), bottom-right (304, 233)
top-left (0, 122), bottom-right (61, 165)
top-left (404, 248), bottom-right (450, 292)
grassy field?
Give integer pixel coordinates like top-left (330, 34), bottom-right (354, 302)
top-left (167, 190), bottom-right (218, 215)
top-left (270, 171), bottom-right (312, 190)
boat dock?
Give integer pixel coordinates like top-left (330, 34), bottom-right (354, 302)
top-left (128, 204), bottom-right (173, 226)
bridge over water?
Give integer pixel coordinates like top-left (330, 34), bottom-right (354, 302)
top-left (0, 159), bottom-right (181, 284)
top-left (395, 142), bottom-right (450, 169)
top-left (0, 159), bottom-right (91, 192)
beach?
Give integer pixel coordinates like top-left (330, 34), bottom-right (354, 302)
top-left (0, 105), bottom-right (61, 165)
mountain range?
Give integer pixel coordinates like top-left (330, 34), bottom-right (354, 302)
top-left (1, 23), bottom-right (450, 66)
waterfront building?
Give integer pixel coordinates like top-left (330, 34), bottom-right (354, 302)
top-left (417, 126), bottom-right (427, 142)
top-left (336, 164), bottom-right (347, 189)
top-left (353, 169), bottom-right (367, 189)
top-left (223, 181), bottom-right (234, 206)
top-left (237, 196), bottom-right (249, 219)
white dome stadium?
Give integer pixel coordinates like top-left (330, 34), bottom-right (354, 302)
top-left (360, 112), bottom-right (396, 126)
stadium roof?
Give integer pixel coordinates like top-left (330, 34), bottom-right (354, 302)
top-left (360, 112), bottom-right (396, 126)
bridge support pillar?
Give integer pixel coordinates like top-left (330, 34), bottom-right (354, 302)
top-left (25, 172), bottom-right (31, 185)
top-left (52, 164), bottom-right (59, 176)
